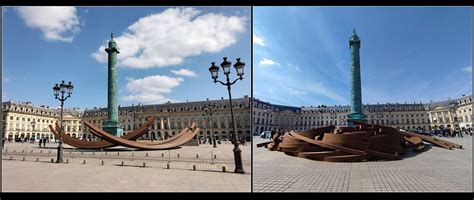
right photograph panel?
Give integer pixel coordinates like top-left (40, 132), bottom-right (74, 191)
top-left (252, 6), bottom-right (472, 192)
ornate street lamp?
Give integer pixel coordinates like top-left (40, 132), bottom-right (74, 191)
top-left (208, 57), bottom-right (245, 174)
top-left (53, 80), bottom-right (73, 163)
top-left (203, 100), bottom-right (217, 148)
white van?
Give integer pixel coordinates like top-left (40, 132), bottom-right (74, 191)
top-left (259, 131), bottom-right (272, 139)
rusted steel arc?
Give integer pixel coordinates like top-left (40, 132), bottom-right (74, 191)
top-left (49, 125), bottom-right (113, 149)
top-left (298, 151), bottom-right (348, 159)
top-left (84, 120), bottom-right (200, 150)
top-left (50, 116), bottom-right (161, 149)
top-left (256, 141), bottom-right (272, 148)
top-left (138, 127), bottom-right (189, 145)
top-left (84, 120), bottom-right (189, 145)
top-left (323, 154), bottom-right (369, 162)
top-left (291, 132), bottom-right (367, 155)
top-left (84, 122), bottom-right (195, 145)
top-left (363, 149), bottom-right (401, 160)
top-left (404, 131), bottom-right (462, 149)
top-left (400, 132), bottom-right (455, 150)
top-left (403, 136), bottom-right (422, 145)
top-left (347, 119), bottom-right (399, 134)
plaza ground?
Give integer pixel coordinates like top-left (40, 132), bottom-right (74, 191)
top-left (2, 141), bottom-right (251, 192)
top-left (253, 136), bottom-right (472, 192)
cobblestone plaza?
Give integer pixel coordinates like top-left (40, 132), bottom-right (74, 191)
top-left (2, 142), bottom-right (251, 192)
top-left (253, 136), bottom-right (472, 192)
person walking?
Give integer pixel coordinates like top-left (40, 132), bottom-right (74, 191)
top-left (38, 137), bottom-right (43, 148)
top-left (2, 137), bottom-right (6, 149)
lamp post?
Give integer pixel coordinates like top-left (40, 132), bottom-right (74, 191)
top-left (53, 80), bottom-right (73, 163)
top-left (31, 121), bottom-right (36, 142)
top-left (208, 57), bottom-right (245, 174)
top-left (203, 100), bottom-right (217, 148)
top-left (128, 103), bottom-right (141, 137)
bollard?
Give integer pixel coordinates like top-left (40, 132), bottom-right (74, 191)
top-left (222, 166), bottom-right (226, 172)
top-left (121, 161), bottom-right (124, 166)
top-left (83, 160), bottom-right (86, 164)
top-left (143, 162), bottom-right (146, 168)
top-left (51, 158), bottom-right (54, 163)
top-left (101, 160), bottom-right (104, 166)
top-left (193, 165), bottom-right (196, 171)
top-left (22, 157), bottom-right (25, 161)
top-left (36, 157), bottom-right (39, 162)
top-left (167, 163), bottom-right (170, 169)
top-left (146, 153), bottom-right (148, 157)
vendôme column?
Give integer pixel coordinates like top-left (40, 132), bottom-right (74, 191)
top-left (102, 33), bottom-right (124, 137)
top-left (347, 29), bottom-right (366, 123)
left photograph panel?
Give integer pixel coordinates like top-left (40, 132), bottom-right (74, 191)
top-left (2, 6), bottom-right (251, 192)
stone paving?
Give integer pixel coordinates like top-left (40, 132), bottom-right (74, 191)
top-left (253, 136), bottom-right (472, 192)
top-left (2, 142), bottom-right (251, 192)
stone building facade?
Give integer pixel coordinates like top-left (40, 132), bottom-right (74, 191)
top-left (2, 96), bottom-right (251, 142)
top-left (2, 101), bottom-right (83, 142)
top-left (253, 95), bottom-right (472, 135)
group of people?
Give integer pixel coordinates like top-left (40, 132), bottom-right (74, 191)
top-left (37, 137), bottom-right (48, 147)
top-left (431, 129), bottom-right (472, 138)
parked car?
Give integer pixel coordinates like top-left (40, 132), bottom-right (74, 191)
top-left (260, 131), bottom-right (272, 139)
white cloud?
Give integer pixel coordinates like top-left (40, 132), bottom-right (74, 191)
top-left (253, 34), bottom-right (266, 46)
top-left (122, 75), bottom-right (183, 104)
top-left (289, 88), bottom-right (306, 95)
top-left (16, 7), bottom-right (80, 42)
top-left (92, 7), bottom-right (247, 69)
top-left (462, 66), bottom-right (472, 73)
top-left (288, 63), bottom-right (300, 72)
top-left (171, 68), bottom-right (198, 77)
top-left (260, 58), bottom-right (279, 66)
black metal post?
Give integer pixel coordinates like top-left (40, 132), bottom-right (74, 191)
top-left (57, 94), bottom-right (64, 163)
top-left (225, 73), bottom-right (244, 173)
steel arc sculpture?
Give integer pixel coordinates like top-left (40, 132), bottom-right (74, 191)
top-left (48, 116), bottom-right (200, 150)
top-left (257, 119), bottom-right (462, 162)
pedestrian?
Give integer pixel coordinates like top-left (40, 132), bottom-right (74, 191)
top-left (43, 138), bottom-right (46, 147)
top-left (39, 137), bottom-right (43, 148)
top-left (270, 129), bottom-right (275, 141)
top-left (2, 137), bottom-right (6, 149)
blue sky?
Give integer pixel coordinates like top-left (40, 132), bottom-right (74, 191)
top-left (253, 7), bottom-right (472, 107)
top-left (3, 6), bottom-right (251, 109)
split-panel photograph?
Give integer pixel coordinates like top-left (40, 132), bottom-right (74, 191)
top-left (1, 5), bottom-right (473, 194)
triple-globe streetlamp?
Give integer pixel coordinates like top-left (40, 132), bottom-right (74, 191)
top-left (208, 57), bottom-right (245, 174)
top-left (203, 100), bottom-right (217, 148)
top-left (53, 80), bottom-right (73, 163)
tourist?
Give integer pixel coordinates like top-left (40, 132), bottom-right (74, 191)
top-left (2, 137), bottom-right (6, 149)
top-left (270, 129), bottom-right (276, 141)
top-left (39, 137), bottom-right (43, 148)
